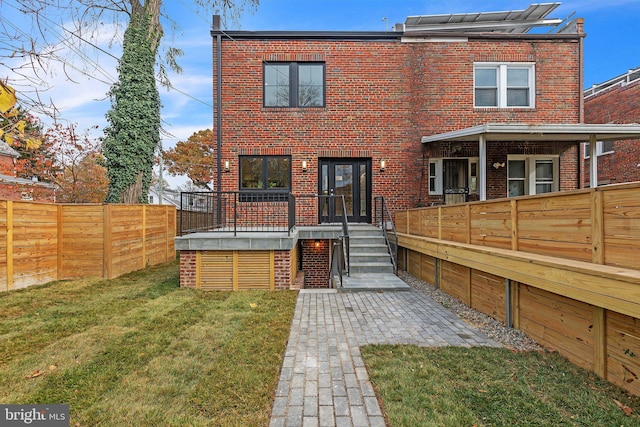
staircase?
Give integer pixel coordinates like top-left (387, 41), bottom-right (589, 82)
top-left (348, 224), bottom-right (395, 274)
top-left (336, 224), bottom-right (408, 292)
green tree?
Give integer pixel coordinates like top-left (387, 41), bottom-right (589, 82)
top-left (103, 12), bottom-right (160, 203)
top-left (2, 0), bottom-right (259, 203)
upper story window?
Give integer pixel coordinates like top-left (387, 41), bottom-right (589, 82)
top-left (264, 62), bottom-right (325, 108)
top-left (474, 63), bottom-right (535, 108)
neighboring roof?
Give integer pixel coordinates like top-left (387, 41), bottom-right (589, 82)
top-left (0, 174), bottom-right (55, 187)
top-left (403, 3), bottom-right (563, 34)
top-left (0, 140), bottom-right (19, 158)
top-left (585, 67), bottom-right (640, 99)
top-left (422, 123), bottom-right (640, 143)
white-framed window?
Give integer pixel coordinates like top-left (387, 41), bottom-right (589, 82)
top-left (429, 157), bottom-right (479, 196)
top-left (474, 63), bottom-right (535, 108)
top-left (507, 155), bottom-right (559, 197)
top-left (584, 141), bottom-right (615, 158)
top-left (429, 159), bottom-right (443, 195)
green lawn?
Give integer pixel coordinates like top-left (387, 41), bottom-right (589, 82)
top-left (0, 261), bottom-right (298, 426)
top-left (362, 345), bottom-right (640, 427)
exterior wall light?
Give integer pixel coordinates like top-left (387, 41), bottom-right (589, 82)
top-left (380, 159), bottom-right (386, 171)
top-left (224, 160), bottom-right (230, 172)
top-left (302, 160), bottom-right (308, 172)
top-left (314, 239), bottom-right (320, 248)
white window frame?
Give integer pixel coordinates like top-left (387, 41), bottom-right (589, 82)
top-left (428, 157), bottom-right (479, 196)
top-left (507, 155), bottom-right (559, 197)
top-left (474, 63), bottom-right (535, 108)
top-left (429, 158), bottom-right (443, 195)
top-left (583, 141), bottom-right (615, 158)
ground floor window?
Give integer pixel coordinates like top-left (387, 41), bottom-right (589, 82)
top-left (507, 155), bottom-right (558, 197)
top-left (240, 155), bottom-right (291, 201)
top-left (429, 157), bottom-right (479, 196)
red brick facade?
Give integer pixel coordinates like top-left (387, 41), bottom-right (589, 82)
top-left (583, 76), bottom-right (640, 186)
top-left (300, 239), bottom-right (329, 288)
top-left (212, 30), bottom-right (583, 210)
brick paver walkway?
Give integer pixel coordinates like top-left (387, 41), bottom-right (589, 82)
top-left (270, 289), bottom-right (501, 427)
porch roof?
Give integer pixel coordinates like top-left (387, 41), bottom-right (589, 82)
top-left (421, 123), bottom-right (640, 144)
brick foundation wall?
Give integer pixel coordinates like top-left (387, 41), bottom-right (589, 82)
top-left (301, 239), bottom-right (330, 288)
top-left (180, 251), bottom-right (197, 289)
top-left (274, 250), bottom-right (293, 290)
top-left (584, 79), bottom-right (640, 186)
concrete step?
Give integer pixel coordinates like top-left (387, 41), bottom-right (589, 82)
top-left (349, 243), bottom-right (389, 254)
top-left (350, 252), bottom-right (391, 264)
top-left (349, 262), bottom-right (395, 274)
top-left (348, 236), bottom-right (386, 247)
top-left (336, 273), bottom-right (411, 292)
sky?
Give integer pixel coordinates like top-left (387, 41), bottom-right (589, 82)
top-left (2, 0), bottom-right (640, 189)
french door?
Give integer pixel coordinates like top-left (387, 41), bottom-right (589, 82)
top-left (319, 158), bottom-right (371, 223)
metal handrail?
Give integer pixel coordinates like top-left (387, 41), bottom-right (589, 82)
top-left (374, 196), bottom-right (398, 274)
top-left (330, 236), bottom-right (345, 288)
top-left (338, 195), bottom-right (350, 276)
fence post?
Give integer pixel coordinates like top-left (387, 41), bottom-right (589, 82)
top-left (57, 204), bottom-right (63, 280)
top-left (510, 199), bottom-right (519, 251)
top-left (591, 190), bottom-right (604, 264)
top-left (103, 204), bottom-right (112, 279)
top-left (142, 205), bottom-right (147, 268)
top-left (465, 204), bottom-right (471, 244)
top-left (593, 306), bottom-right (607, 378)
top-left (6, 201), bottom-right (13, 291)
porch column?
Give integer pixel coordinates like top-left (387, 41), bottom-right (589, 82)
top-left (479, 134), bottom-right (487, 201)
top-left (589, 134), bottom-right (598, 188)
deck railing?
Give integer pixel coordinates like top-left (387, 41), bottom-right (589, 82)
top-left (179, 191), bottom-right (294, 236)
top-left (179, 191), bottom-right (351, 239)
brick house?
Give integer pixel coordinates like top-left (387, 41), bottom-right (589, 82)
top-left (0, 140), bottom-right (55, 202)
top-left (176, 3), bottom-right (640, 290)
top-left (583, 67), bottom-right (640, 187)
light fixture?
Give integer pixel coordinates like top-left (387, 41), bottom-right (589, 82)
top-left (314, 239), bottom-right (320, 248)
top-left (493, 162), bottom-right (505, 169)
top-left (302, 160), bottom-right (308, 172)
top-left (380, 159), bottom-right (386, 171)
top-left (224, 160), bottom-right (230, 172)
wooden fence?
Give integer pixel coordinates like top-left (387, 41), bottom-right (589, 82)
top-left (395, 182), bottom-right (640, 396)
top-left (0, 200), bottom-right (176, 291)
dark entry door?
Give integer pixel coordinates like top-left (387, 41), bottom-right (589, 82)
top-left (319, 159), bottom-right (371, 223)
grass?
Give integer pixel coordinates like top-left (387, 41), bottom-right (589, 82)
top-left (361, 345), bottom-right (640, 427)
top-left (0, 261), bottom-right (298, 426)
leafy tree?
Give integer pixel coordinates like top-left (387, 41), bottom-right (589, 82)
top-left (0, 105), bottom-right (55, 182)
top-left (3, 0), bottom-right (259, 203)
top-left (48, 123), bottom-right (109, 203)
top-left (163, 129), bottom-right (215, 190)
top-left (103, 12), bottom-right (160, 203)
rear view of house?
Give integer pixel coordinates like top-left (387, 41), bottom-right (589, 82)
top-left (176, 3), bottom-right (640, 290)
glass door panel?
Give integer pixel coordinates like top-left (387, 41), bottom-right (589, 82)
top-left (318, 159), bottom-right (371, 223)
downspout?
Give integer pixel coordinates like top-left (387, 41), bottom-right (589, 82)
top-left (213, 15), bottom-right (222, 193)
top-left (577, 18), bottom-right (586, 188)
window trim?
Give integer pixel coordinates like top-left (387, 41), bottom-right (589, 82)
top-left (239, 155), bottom-right (292, 201)
top-left (507, 155), bottom-right (559, 197)
top-left (428, 157), bottom-right (479, 196)
top-left (474, 63), bottom-right (535, 109)
top-left (584, 141), bottom-right (615, 158)
top-left (263, 62), bottom-right (326, 108)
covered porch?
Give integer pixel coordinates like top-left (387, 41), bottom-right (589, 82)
top-left (422, 123), bottom-right (640, 201)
